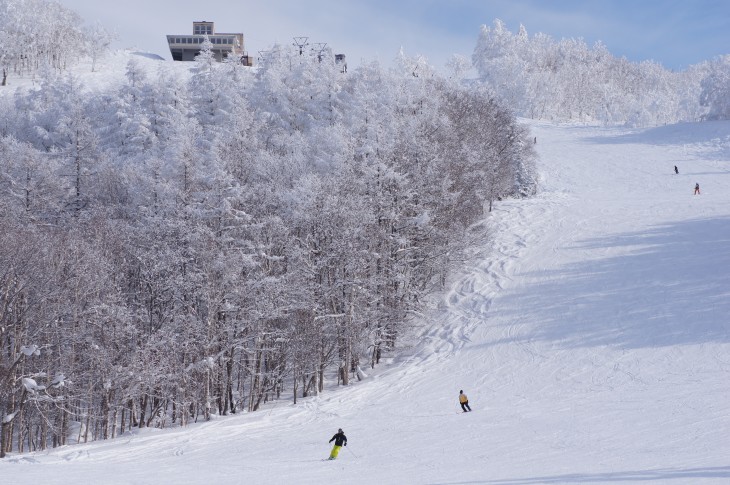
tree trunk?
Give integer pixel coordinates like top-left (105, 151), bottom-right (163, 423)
top-left (111, 406), bottom-right (118, 439)
top-left (204, 369), bottom-right (211, 420)
top-left (83, 412), bottom-right (91, 443)
top-left (138, 395), bottom-right (147, 428)
top-left (60, 402), bottom-right (69, 446)
top-left (16, 405), bottom-right (24, 453)
top-left (101, 389), bottom-right (110, 439)
top-left (0, 403), bottom-right (7, 458)
top-left (40, 411), bottom-right (47, 450)
top-left (225, 352), bottom-right (234, 414)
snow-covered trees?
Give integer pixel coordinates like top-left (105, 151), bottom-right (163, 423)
top-left (0, 40), bottom-right (537, 454)
top-left (473, 19), bottom-right (708, 126)
top-left (700, 55), bottom-right (730, 120)
top-left (82, 21), bottom-right (115, 73)
top-left (0, 0), bottom-right (102, 85)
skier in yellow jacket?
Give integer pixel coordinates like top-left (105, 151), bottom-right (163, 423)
top-left (459, 390), bottom-right (472, 412)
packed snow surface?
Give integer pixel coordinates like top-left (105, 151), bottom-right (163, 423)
top-left (2, 112), bottom-right (729, 483)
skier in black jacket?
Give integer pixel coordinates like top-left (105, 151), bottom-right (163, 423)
top-left (328, 428), bottom-right (347, 460)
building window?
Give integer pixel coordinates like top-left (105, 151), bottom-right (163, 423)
top-left (194, 24), bottom-right (212, 35)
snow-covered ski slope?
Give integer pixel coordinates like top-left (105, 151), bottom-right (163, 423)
top-left (3, 109), bottom-right (730, 483)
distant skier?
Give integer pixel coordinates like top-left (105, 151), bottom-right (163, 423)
top-left (694, 183), bottom-right (700, 195)
top-left (459, 390), bottom-right (472, 412)
top-left (674, 165), bottom-right (679, 174)
top-left (328, 428), bottom-right (347, 460)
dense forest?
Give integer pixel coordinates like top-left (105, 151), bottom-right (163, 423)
top-left (0, 16), bottom-right (536, 455)
top-left (472, 19), bottom-right (730, 125)
top-left (0, 0), bottom-right (113, 85)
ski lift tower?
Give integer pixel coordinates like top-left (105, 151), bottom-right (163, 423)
top-left (293, 37), bottom-right (309, 55)
top-left (313, 42), bottom-right (328, 62)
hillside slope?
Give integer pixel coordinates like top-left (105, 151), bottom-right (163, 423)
top-left (2, 115), bottom-right (729, 484)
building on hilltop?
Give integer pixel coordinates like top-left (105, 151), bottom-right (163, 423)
top-left (167, 21), bottom-right (253, 66)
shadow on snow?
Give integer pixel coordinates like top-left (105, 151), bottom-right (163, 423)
top-left (427, 465), bottom-right (730, 484)
top-left (493, 216), bottom-right (730, 349)
top-left (581, 121), bottom-right (730, 163)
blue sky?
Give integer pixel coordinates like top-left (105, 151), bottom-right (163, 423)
top-left (58, 0), bottom-right (730, 70)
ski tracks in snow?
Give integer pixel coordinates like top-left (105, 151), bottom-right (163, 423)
top-left (438, 192), bottom-right (559, 354)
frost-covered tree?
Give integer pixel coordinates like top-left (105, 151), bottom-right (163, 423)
top-left (472, 19), bottom-right (707, 126)
top-left (83, 21), bottom-right (116, 72)
top-left (0, 0), bottom-right (95, 84)
top-left (0, 136), bottom-right (63, 219)
top-left (700, 55), bottom-right (730, 120)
